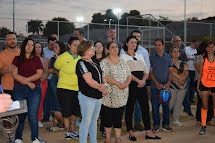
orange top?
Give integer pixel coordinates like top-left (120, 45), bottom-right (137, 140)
top-left (201, 58), bottom-right (215, 87)
top-left (0, 48), bottom-right (20, 90)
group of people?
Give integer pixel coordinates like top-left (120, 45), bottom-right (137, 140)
top-left (0, 27), bottom-right (215, 143)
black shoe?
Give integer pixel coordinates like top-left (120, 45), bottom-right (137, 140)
top-left (145, 135), bottom-right (161, 140)
top-left (101, 131), bottom-right (106, 137)
top-left (134, 124), bottom-right (144, 131)
top-left (152, 125), bottom-right (160, 133)
top-left (199, 126), bottom-right (207, 135)
top-left (162, 125), bottom-right (173, 132)
top-left (183, 110), bottom-right (194, 117)
top-left (129, 135), bottom-right (137, 141)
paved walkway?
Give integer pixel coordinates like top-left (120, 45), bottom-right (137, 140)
top-left (16, 118), bottom-right (214, 143)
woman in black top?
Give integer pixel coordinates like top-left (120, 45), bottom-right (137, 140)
top-left (76, 41), bottom-right (108, 143)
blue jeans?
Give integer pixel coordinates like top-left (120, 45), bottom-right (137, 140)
top-left (134, 100), bottom-right (142, 124)
top-left (78, 92), bottom-right (101, 143)
top-left (188, 71), bottom-right (195, 102)
top-left (13, 84), bottom-right (41, 141)
top-left (49, 74), bottom-right (61, 112)
top-left (43, 79), bottom-right (52, 119)
top-left (151, 88), bottom-right (170, 126)
top-left (183, 78), bottom-right (191, 113)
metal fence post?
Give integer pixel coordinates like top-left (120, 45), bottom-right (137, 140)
top-left (87, 24), bottom-right (90, 40)
top-left (57, 21), bottom-right (60, 40)
top-left (210, 23), bottom-right (212, 40)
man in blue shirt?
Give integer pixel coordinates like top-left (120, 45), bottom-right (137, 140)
top-left (150, 39), bottom-right (173, 132)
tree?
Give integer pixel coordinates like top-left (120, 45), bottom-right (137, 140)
top-left (43, 17), bottom-right (75, 37)
top-left (0, 27), bottom-right (11, 38)
top-left (187, 16), bottom-right (199, 22)
top-left (105, 9), bottom-right (118, 24)
top-left (27, 19), bottom-right (44, 35)
top-left (91, 13), bottom-right (105, 23)
top-left (159, 16), bottom-right (173, 25)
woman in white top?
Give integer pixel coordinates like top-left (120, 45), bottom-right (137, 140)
top-left (121, 36), bottom-right (161, 141)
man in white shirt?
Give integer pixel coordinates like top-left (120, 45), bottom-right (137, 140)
top-left (184, 40), bottom-right (199, 103)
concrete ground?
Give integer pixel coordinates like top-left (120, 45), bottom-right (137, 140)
top-left (1, 105), bottom-right (215, 143)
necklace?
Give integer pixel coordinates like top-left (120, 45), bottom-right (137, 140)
top-left (81, 58), bottom-right (102, 84)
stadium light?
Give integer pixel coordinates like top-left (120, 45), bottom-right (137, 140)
top-left (113, 8), bottom-right (122, 42)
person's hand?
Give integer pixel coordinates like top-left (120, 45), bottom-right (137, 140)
top-left (197, 88), bottom-right (202, 98)
top-left (118, 83), bottom-right (128, 90)
top-left (155, 82), bottom-right (164, 90)
top-left (0, 94), bottom-right (13, 112)
top-left (163, 82), bottom-right (171, 89)
top-left (98, 84), bottom-right (109, 96)
top-left (20, 77), bottom-right (29, 85)
top-left (27, 82), bottom-right (36, 90)
top-left (137, 79), bottom-right (146, 88)
top-left (1, 65), bottom-right (16, 75)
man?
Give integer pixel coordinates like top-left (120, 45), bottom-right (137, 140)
top-left (172, 36), bottom-right (193, 116)
top-left (106, 28), bottom-right (123, 52)
top-left (171, 36), bottom-right (188, 62)
top-left (42, 36), bottom-right (57, 122)
top-left (73, 28), bottom-right (86, 42)
top-left (184, 40), bottom-right (199, 103)
top-left (130, 30), bottom-right (150, 131)
top-left (0, 32), bottom-right (20, 96)
top-left (0, 94), bottom-right (12, 113)
top-left (150, 39), bottom-right (173, 132)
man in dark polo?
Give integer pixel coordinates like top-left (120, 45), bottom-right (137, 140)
top-left (150, 39), bottom-right (173, 133)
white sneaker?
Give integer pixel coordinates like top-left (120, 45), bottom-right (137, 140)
top-left (38, 121), bottom-right (44, 128)
top-left (173, 120), bottom-right (183, 127)
top-left (15, 139), bottom-right (23, 143)
top-left (32, 138), bottom-right (41, 143)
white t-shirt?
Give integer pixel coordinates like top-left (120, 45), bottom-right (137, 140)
top-left (184, 46), bottom-right (197, 71)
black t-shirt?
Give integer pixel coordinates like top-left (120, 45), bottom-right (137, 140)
top-left (76, 59), bottom-right (103, 99)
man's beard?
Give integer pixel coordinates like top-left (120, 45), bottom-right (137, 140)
top-left (7, 44), bottom-right (17, 49)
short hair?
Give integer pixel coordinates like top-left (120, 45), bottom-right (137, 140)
top-left (48, 36), bottom-right (57, 43)
top-left (68, 36), bottom-right (79, 45)
top-left (123, 36), bottom-right (138, 52)
top-left (78, 41), bottom-right (93, 56)
top-left (154, 38), bottom-right (165, 45)
top-left (74, 28), bottom-right (84, 35)
top-left (171, 36), bottom-right (181, 43)
top-left (5, 32), bottom-right (16, 38)
top-left (130, 30), bottom-right (141, 36)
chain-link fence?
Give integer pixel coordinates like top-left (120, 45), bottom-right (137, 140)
top-left (0, 17), bottom-right (165, 52)
top-left (0, 16), bottom-right (214, 52)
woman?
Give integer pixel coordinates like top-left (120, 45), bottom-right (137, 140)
top-left (92, 41), bottom-right (106, 65)
top-left (197, 41), bottom-right (215, 135)
top-left (100, 41), bottom-right (131, 143)
top-left (48, 41), bottom-right (66, 128)
top-left (54, 37), bottom-right (80, 140)
top-left (195, 42), bottom-right (214, 126)
top-left (35, 42), bottom-right (49, 128)
top-left (121, 36), bottom-right (161, 141)
top-left (12, 38), bottom-right (43, 143)
top-left (169, 47), bottom-right (188, 127)
top-left (91, 40), bottom-right (106, 136)
top-left (76, 40), bottom-right (108, 143)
